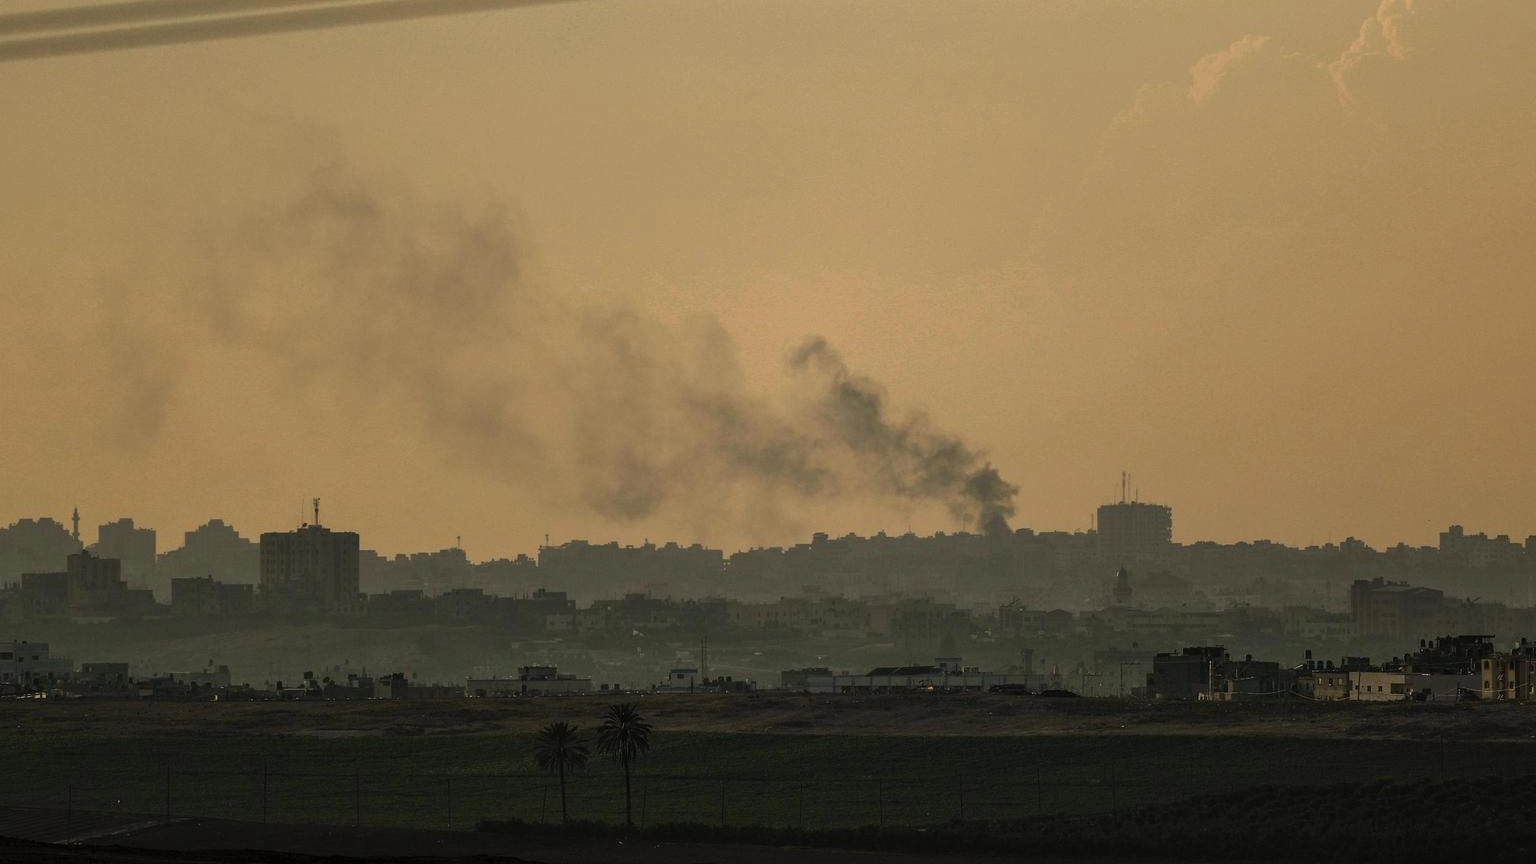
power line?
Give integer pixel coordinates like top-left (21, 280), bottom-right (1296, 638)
top-left (0, 0), bottom-right (344, 38)
top-left (0, 0), bottom-right (590, 64)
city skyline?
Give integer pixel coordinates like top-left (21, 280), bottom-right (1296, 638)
top-left (4, 492), bottom-right (1532, 563)
top-left (5, 1), bottom-right (1534, 568)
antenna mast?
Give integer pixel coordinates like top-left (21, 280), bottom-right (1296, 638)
top-left (313, 498), bottom-right (320, 527)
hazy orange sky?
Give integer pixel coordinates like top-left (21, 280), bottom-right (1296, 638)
top-left (2, 0), bottom-right (1533, 557)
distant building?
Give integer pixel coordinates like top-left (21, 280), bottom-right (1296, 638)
top-left (93, 518), bottom-right (156, 587)
top-left (1096, 501), bottom-right (1173, 561)
top-left (1212, 654), bottom-right (1283, 701)
top-left (76, 662), bottom-right (131, 690)
top-left (1293, 656), bottom-right (1353, 701)
top-left (1349, 669), bottom-right (1473, 702)
top-left (1439, 525), bottom-right (1523, 569)
top-left (465, 665), bottom-right (593, 697)
top-left (157, 519), bottom-right (259, 596)
top-left (0, 517), bottom-right (82, 585)
top-left (0, 640), bottom-right (73, 690)
top-left (1111, 567), bottom-right (1134, 607)
top-left (538, 539), bottom-right (724, 602)
top-left (781, 657), bottom-right (1041, 694)
top-left (66, 550), bottom-right (127, 609)
top-left (1480, 641), bottom-right (1536, 700)
top-left (170, 576), bottom-right (255, 616)
top-left (1146, 646), bottom-right (1227, 701)
top-left (260, 522), bottom-right (361, 614)
top-left (1350, 578), bottom-right (1446, 639)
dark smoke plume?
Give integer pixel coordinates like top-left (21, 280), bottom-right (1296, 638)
top-left (190, 161), bottom-right (1016, 539)
top-left (791, 337), bottom-right (1018, 536)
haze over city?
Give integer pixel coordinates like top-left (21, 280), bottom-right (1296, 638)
top-left (4, 0), bottom-right (1533, 559)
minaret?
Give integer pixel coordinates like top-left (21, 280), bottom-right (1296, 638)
top-left (71, 507), bottom-right (80, 542)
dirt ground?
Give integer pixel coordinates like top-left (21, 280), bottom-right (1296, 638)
top-left (0, 817), bottom-right (1073, 864)
top-left (2, 692), bottom-right (1534, 741)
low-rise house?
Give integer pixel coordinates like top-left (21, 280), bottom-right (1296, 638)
top-left (1350, 669), bottom-right (1474, 702)
top-left (466, 664), bottom-right (592, 697)
top-left (0, 640), bottom-right (73, 690)
top-left (1146, 646), bottom-right (1227, 701)
top-left (781, 657), bottom-right (1039, 694)
top-left (1479, 640), bottom-right (1536, 700)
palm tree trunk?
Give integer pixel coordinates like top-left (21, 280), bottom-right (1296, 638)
top-left (623, 754), bottom-right (633, 837)
top-left (559, 761), bottom-right (567, 824)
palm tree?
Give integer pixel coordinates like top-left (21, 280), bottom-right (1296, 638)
top-left (532, 721), bottom-right (589, 824)
top-left (595, 704), bottom-right (653, 835)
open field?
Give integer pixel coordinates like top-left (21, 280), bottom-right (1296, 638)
top-left (2, 694), bottom-right (1535, 835)
top-left (6, 691), bottom-right (1536, 739)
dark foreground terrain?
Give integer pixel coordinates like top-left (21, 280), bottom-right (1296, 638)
top-left (3, 695), bottom-right (1534, 862)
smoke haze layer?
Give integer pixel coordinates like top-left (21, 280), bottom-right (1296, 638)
top-left (187, 160), bottom-right (1016, 540)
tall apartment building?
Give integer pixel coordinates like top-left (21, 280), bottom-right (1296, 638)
top-left (259, 522), bottom-right (361, 614)
top-left (94, 518), bottom-right (156, 586)
top-left (1096, 501), bottom-right (1173, 562)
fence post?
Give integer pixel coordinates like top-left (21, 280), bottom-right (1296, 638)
top-left (957, 774), bottom-right (965, 822)
top-left (540, 784), bottom-right (548, 823)
top-left (1035, 766), bottom-right (1043, 815)
top-left (798, 788), bottom-right (805, 830)
top-left (1110, 762), bottom-right (1118, 813)
top-left (354, 773), bottom-right (361, 827)
top-left (66, 785), bottom-right (72, 832)
top-left (719, 779), bottom-right (726, 827)
top-left (262, 766), bottom-right (268, 825)
top-left (165, 766), bottom-right (171, 819)
top-left (877, 780), bottom-right (884, 828)
top-left (640, 786), bottom-right (647, 829)
top-left (446, 777), bottom-right (453, 830)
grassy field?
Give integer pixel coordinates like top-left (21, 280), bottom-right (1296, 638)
top-left (3, 694), bottom-right (1535, 833)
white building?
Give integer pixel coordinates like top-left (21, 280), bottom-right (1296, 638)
top-left (1350, 670), bottom-right (1476, 702)
top-left (0, 640), bottom-right (74, 689)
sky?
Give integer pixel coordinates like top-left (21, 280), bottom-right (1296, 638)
top-left (1, 0), bottom-right (1533, 558)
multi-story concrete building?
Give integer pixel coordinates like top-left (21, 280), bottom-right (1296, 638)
top-left (1350, 578), bottom-right (1445, 639)
top-left (1096, 501), bottom-right (1173, 562)
top-left (0, 517), bottom-right (81, 585)
top-left (157, 518), bottom-right (259, 593)
top-left (93, 518), bottom-right (156, 587)
top-left (1480, 640), bottom-right (1536, 700)
top-left (66, 550), bottom-right (127, 609)
top-left (259, 522), bottom-right (361, 614)
top-left (170, 575), bottom-right (256, 616)
top-left (1146, 646), bottom-right (1227, 701)
top-left (466, 665), bottom-right (592, 697)
top-left (0, 640), bottom-right (73, 689)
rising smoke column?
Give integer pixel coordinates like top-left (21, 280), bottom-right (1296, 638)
top-left (190, 159), bottom-right (1018, 539)
top-left (790, 337), bottom-right (1018, 536)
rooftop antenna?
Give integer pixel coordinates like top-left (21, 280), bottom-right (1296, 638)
top-left (71, 507), bottom-right (80, 542)
top-left (313, 497), bottom-right (320, 527)
top-left (455, 535), bottom-right (462, 549)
